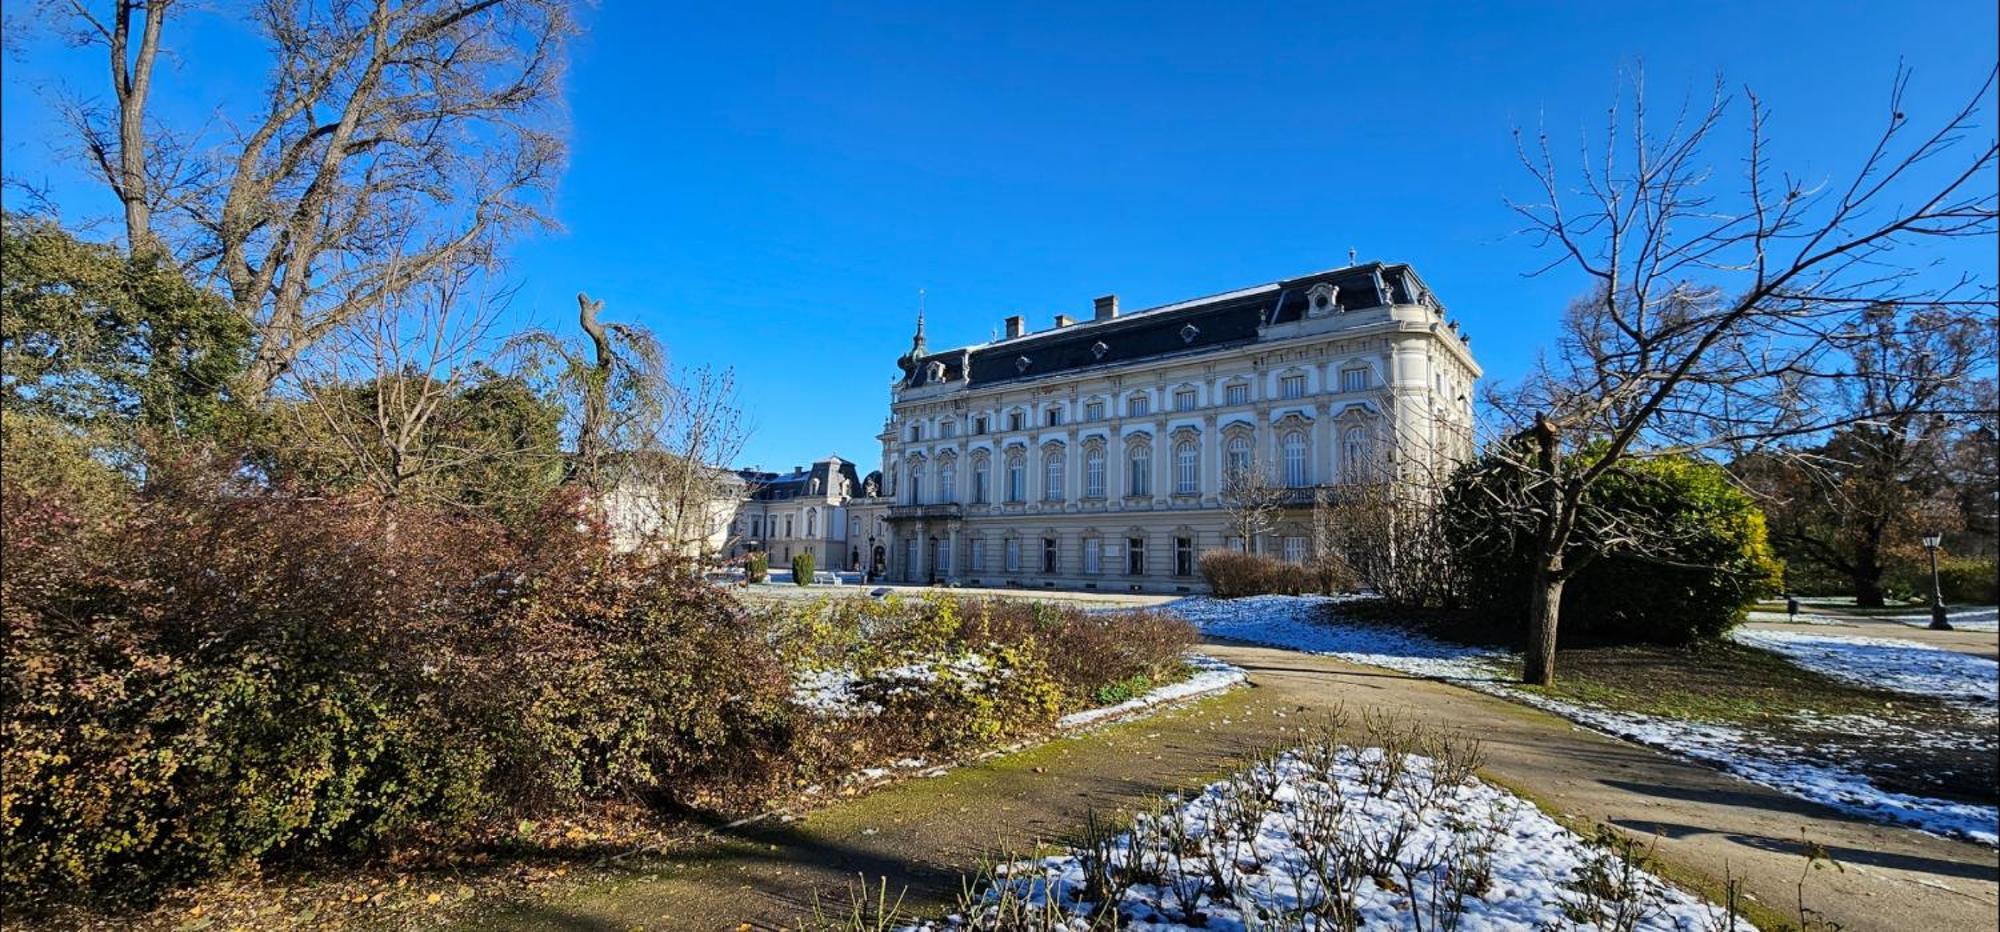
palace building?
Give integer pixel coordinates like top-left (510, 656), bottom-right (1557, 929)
top-left (871, 260), bottom-right (1480, 592)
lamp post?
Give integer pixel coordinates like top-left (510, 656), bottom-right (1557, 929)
top-left (1921, 534), bottom-right (1952, 631)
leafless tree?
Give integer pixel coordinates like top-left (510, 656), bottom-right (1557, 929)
top-left (51, 0), bottom-right (575, 397)
top-left (282, 259), bottom-right (560, 528)
top-left (508, 293), bottom-right (750, 561)
top-left (1484, 66), bottom-right (1997, 684)
top-left (1220, 455), bottom-right (1287, 555)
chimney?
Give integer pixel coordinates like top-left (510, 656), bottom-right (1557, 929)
top-left (1093, 294), bottom-right (1119, 320)
top-left (1053, 313), bottom-right (1074, 328)
top-left (1004, 315), bottom-right (1025, 339)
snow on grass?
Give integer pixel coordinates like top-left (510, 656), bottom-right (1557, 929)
top-left (1171, 595), bottom-right (1998, 847)
top-left (1729, 629), bottom-right (1999, 705)
top-left (1057, 655), bottom-right (1247, 729)
top-left (1169, 595), bottom-right (1512, 681)
top-left (1892, 607), bottom-right (2000, 632)
top-left (941, 744), bottom-right (1749, 931)
top-left (1496, 688), bottom-right (1999, 847)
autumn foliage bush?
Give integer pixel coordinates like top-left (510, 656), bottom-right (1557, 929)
top-left (766, 594), bottom-right (1196, 761)
top-left (1, 452), bottom-right (792, 903)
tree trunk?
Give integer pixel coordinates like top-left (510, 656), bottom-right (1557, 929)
top-left (1852, 537), bottom-right (1887, 607)
top-left (1525, 563), bottom-right (1564, 686)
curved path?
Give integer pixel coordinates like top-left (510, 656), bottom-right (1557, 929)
top-left (470, 640), bottom-right (1999, 931)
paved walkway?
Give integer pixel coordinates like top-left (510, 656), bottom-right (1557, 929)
top-left (473, 640), bottom-right (2000, 932)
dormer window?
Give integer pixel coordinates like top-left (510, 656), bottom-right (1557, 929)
top-left (1179, 323), bottom-right (1200, 344)
top-left (1015, 355), bottom-right (1032, 373)
top-left (1307, 282), bottom-right (1341, 318)
top-left (1091, 341), bottom-right (1110, 360)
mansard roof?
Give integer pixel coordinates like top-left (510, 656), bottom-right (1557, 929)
top-left (736, 456), bottom-right (862, 502)
top-left (899, 261), bottom-right (1438, 390)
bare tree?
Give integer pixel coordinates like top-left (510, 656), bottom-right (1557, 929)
top-left (279, 260), bottom-right (562, 527)
top-left (1487, 66), bottom-right (1997, 685)
top-left (52, 0), bottom-right (575, 397)
top-left (508, 292), bottom-right (670, 495)
top-left (1737, 305), bottom-right (1993, 603)
top-left (1219, 456), bottom-right (1286, 554)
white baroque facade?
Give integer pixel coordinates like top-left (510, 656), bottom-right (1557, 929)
top-left (875, 261), bottom-right (1479, 592)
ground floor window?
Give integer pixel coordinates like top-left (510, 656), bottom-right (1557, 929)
top-left (1282, 535), bottom-right (1307, 563)
top-left (935, 538), bottom-right (951, 576)
top-left (1174, 536), bottom-right (1194, 576)
top-left (1005, 537), bottom-right (1021, 572)
top-left (971, 538), bottom-right (986, 572)
top-left (1127, 537), bottom-right (1147, 575)
top-left (1083, 537), bottom-right (1101, 574)
top-left (904, 539), bottom-right (917, 577)
top-left (1042, 537), bottom-right (1058, 574)
top-left (1226, 535), bottom-right (1245, 553)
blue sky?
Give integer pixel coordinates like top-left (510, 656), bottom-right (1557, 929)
top-left (4, 1), bottom-right (1995, 471)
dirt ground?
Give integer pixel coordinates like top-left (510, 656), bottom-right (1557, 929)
top-left (463, 639), bottom-right (2000, 932)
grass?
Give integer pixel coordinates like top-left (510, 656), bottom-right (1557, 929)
top-left (1522, 639), bottom-right (1923, 727)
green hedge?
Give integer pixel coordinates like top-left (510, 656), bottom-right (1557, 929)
top-left (1890, 555), bottom-right (2000, 604)
top-left (792, 551), bottom-right (815, 586)
top-left (1446, 452), bottom-right (1783, 645)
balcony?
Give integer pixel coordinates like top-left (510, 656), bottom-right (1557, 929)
top-left (887, 503), bottom-right (964, 521)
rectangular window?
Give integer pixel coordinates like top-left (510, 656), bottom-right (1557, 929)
top-left (1127, 395), bottom-right (1150, 417)
top-left (1128, 452), bottom-right (1151, 497)
top-left (1085, 400), bottom-right (1105, 421)
top-left (1004, 538), bottom-right (1021, 572)
top-left (1174, 537), bottom-right (1194, 576)
top-left (1280, 375), bottom-right (1306, 399)
top-left (909, 423), bottom-right (923, 441)
top-left (1342, 368), bottom-right (1369, 392)
top-left (1127, 537), bottom-right (1147, 575)
top-left (942, 420), bottom-right (958, 438)
top-left (936, 538), bottom-right (953, 576)
top-left (1045, 408), bottom-right (1063, 427)
top-left (1283, 536), bottom-right (1307, 564)
top-left (1226, 535), bottom-right (1245, 553)
top-left (1086, 450), bottom-right (1105, 498)
top-left (1008, 411), bottom-right (1025, 431)
top-left (974, 416), bottom-right (989, 435)
top-left (1044, 455), bottom-right (1063, 502)
top-left (1174, 389), bottom-right (1197, 412)
top-left (1007, 459), bottom-right (1025, 502)
top-left (1042, 537), bottom-right (1058, 574)
top-left (1225, 383), bottom-right (1249, 405)
top-left (973, 466), bottom-right (989, 504)
top-left (1083, 538), bottom-right (1101, 574)
top-left (971, 538), bottom-right (987, 572)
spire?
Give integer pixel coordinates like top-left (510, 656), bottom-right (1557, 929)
top-left (911, 287), bottom-right (928, 356)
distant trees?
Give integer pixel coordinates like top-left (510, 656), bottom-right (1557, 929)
top-left (1734, 308), bottom-right (1995, 604)
top-left (1218, 455), bottom-right (1285, 554)
top-left (1486, 66), bottom-right (1997, 684)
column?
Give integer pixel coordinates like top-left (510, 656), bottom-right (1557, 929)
top-left (947, 526), bottom-right (960, 580)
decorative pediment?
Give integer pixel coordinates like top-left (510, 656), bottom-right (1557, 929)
top-left (1273, 411), bottom-right (1314, 432)
top-left (1169, 425), bottom-right (1201, 443)
top-left (1040, 439), bottom-right (1066, 455)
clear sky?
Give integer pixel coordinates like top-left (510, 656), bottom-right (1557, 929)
top-left (4, 1), bottom-right (1995, 471)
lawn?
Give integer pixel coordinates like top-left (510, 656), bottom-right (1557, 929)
top-left (1523, 639), bottom-right (1996, 807)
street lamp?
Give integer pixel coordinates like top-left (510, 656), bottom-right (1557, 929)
top-left (1921, 534), bottom-right (1952, 631)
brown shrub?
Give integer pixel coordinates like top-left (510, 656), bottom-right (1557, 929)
top-left (1200, 550), bottom-right (1325, 597)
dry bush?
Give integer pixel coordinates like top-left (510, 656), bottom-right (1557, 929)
top-left (1199, 550), bottom-right (1317, 597)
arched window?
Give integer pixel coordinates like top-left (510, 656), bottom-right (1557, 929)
top-left (1343, 426), bottom-right (1370, 482)
top-left (1127, 441), bottom-right (1152, 496)
top-left (908, 463), bottom-right (924, 504)
top-left (972, 454), bottom-right (991, 503)
top-left (1174, 439), bottom-right (1199, 494)
top-left (938, 458), bottom-right (957, 503)
top-left (1043, 448), bottom-right (1065, 502)
top-left (1006, 450), bottom-right (1026, 502)
top-left (1084, 444), bottom-right (1107, 498)
top-left (1282, 431), bottom-right (1310, 488)
top-left (1225, 434), bottom-right (1252, 477)
top-left (806, 508), bottom-right (818, 537)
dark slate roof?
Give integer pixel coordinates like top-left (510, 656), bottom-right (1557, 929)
top-left (737, 458), bottom-right (863, 501)
top-left (901, 262), bottom-right (1432, 390)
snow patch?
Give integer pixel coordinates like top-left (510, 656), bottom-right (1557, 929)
top-left (1057, 655), bottom-right (1247, 729)
top-left (934, 746), bottom-right (1749, 931)
top-left (1729, 629), bottom-right (1998, 706)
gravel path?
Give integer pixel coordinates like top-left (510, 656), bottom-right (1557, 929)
top-left (467, 640), bottom-right (2000, 932)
